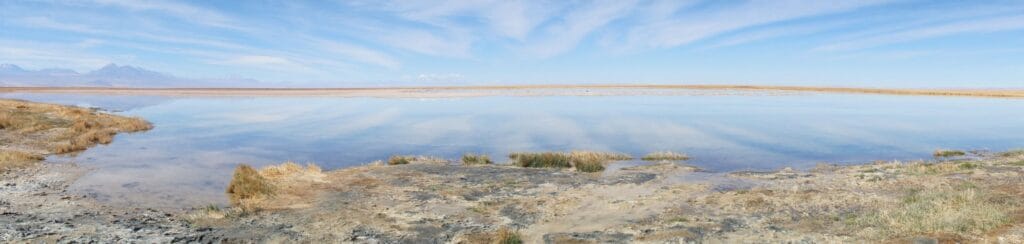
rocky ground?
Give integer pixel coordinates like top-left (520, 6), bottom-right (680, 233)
top-left (193, 150), bottom-right (1024, 243)
top-left (5, 149), bottom-right (1024, 243)
top-left (0, 163), bottom-right (213, 242)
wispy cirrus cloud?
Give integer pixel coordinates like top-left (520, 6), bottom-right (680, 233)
top-left (4, 0), bottom-right (1024, 86)
top-left (817, 14), bottom-right (1024, 52)
top-left (620, 0), bottom-right (890, 50)
top-left (525, 0), bottom-right (640, 57)
top-left (84, 0), bottom-right (242, 30)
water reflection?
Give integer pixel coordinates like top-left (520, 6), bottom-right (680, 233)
top-left (3, 92), bottom-right (1023, 208)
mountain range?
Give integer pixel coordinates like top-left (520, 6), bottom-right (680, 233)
top-left (0, 63), bottom-right (261, 88)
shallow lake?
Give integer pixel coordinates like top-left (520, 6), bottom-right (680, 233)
top-left (4, 90), bottom-right (1023, 208)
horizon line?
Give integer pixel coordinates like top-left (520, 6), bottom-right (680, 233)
top-left (2, 84), bottom-right (1024, 99)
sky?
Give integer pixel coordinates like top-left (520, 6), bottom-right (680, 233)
top-left (1, 0), bottom-right (1023, 87)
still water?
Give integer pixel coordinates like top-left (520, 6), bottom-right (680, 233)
top-left (3, 91), bottom-right (1023, 208)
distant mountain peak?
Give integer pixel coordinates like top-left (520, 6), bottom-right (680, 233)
top-left (89, 63), bottom-right (165, 78)
top-left (0, 64), bottom-right (26, 72)
top-left (1, 63), bottom-right (253, 88)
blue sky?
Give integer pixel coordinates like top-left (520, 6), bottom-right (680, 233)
top-left (1, 0), bottom-right (1023, 87)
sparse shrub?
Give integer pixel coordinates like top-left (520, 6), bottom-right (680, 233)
top-left (999, 149), bottom-right (1024, 157)
top-left (0, 112), bottom-right (12, 130)
top-left (642, 151), bottom-right (690, 161)
top-left (933, 149), bottom-right (966, 158)
top-left (571, 153), bottom-right (608, 172)
top-left (226, 164), bottom-right (275, 210)
top-left (388, 155), bottom-right (412, 165)
top-left (849, 185), bottom-right (1013, 238)
top-left (574, 158), bottom-right (605, 172)
top-left (462, 153), bottom-right (493, 165)
top-left (509, 151), bottom-right (631, 172)
top-left (958, 162), bottom-right (979, 170)
top-left (494, 227), bottom-right (522, 244)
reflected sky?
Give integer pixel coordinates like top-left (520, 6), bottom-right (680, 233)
top-left (3, 92), bottom-right (1023, 208)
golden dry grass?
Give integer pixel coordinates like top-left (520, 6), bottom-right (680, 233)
top-left (0, 150), bottom-right (45, 171)
top-left (461, 153), bottom-right (493, 165)
top-left (494, 227), bottom-right (523, 244)
top-left (569, 150), bottom-right (632, 161)
top-left (509, 152), bottom-right (573, 168)
top-left (258, 161), bottom-right (322, 180)
top-left (509, 151), bottom-right (631, 172)
top-left (225, 164), bottom-right (275, 211)
top-left (641, 151), bottom-right (690, 161)
top-left (388, 155), bottom-right (412, 165)
top-left (0, 99), bottom-right (152, 172)
top-left (850, 184), bottom-right (1014, 238)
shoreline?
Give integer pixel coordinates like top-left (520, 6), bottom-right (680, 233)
top-left (198, 150), bottom-right (1024, 243)
top-left (3, 84), bottom-right (1024, 98)
top-left (5, 98), bottom-right (1024, 242)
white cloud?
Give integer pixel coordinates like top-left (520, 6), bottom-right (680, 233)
top-left (86, 0), bottom-right (241, 29)
top-left (215, 55), bottom-right (314, 73)
top-left (817, 14), bottom-right (1024, 51)
top-left (315, 40), bottom-right (401, 69)
top-left (415, 73), bottom-right (465, 82)
top-left (0, 41), bottom-right (112, 70)
top-left (622, 0), bottom-right (889, 49)
top-left (374, 27), bottom-right (475, 58)
top-left (379, 0), bottom-right (560, 40)
top-left (526, 0), bottom-right (640, 57)
top-left (18, 16), bottom-right (103, 34)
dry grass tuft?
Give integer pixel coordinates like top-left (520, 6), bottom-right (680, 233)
top-left (573, 157), bottom-right (606, 173)
top-left (999, 149), bottom-right (1024, 157)
top-left (899, 161), bottom-right (981, 175)
top-left (933, 149), bottom-right (966, 158)
top-left (388, 155), bottom-right (412, 165)
top-left (0, 150), bottom-right (45, 171)
top-left (494, 227), bottom-right (523, 244)
top-left (509, 152), bottom-right (572, 168)
top-left (569, 150), bottom-right (632, 161)
top-left (509, 151), bottom-right (630, 172)
top-left (226, 164), bottom-right (275, 210)
top-left (385, 155), bottom-right (448, 165)
top-left (258, 161), bottom-right (323, 180)
top-left (2, 99), bottom-right (152, 157)
top-left (850, 184), bottom-right (1014, 238)
top-left (461, 153), bottom-right (493, 165)
top-left (642, 151), bottom-right (690, 161)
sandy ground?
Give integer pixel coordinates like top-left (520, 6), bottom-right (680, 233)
top-left (2, 84), bottom-right (1024, 98)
